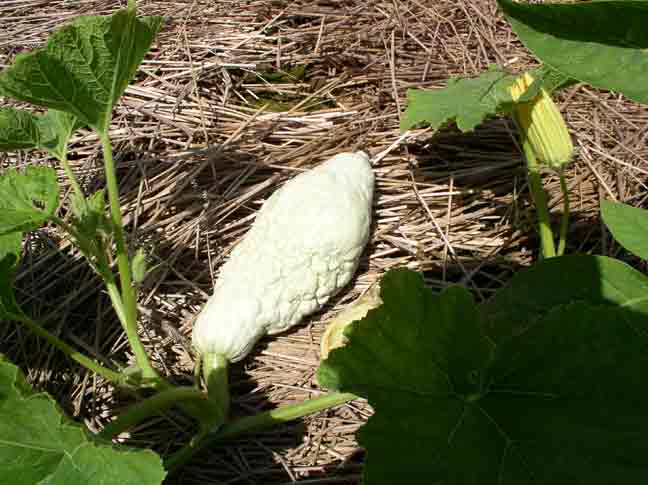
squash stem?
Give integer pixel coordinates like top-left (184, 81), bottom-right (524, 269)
top-left (165, 391), bottom-right (357, 472)
top-left (520, 131), bottom-right (556, 259)
top-left (100, 133), bottom-right (158, 382)
top-left (97, 386), bottom-right (207, 440)
top-left (202, 352), bottom-right (230, 429)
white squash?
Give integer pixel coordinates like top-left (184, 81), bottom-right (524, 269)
top-left (192, 151), bottom-right (374, 363)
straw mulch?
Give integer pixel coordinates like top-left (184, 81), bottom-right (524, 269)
top-left (2, 0), bottom-right (647, 483)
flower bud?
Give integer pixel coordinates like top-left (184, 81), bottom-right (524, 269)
top-left (509, 72), bottom-right (574, 169)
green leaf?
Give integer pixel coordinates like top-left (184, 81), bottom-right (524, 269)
top-left (530, 64), bottom-right (577, 94)
top-left (601, 199), bottom-right (648, 260)
top-left (499, 0), bottom-right (648, 104)
top-left (400, 67), bottom-right (519, 132)
top-left (0, 232), bottom-right (23, 319)
top-left (0, 232), bottom-right (21, 270)
top-left (482, 254), bottom-right (648, 342)
top-left (0, 108), bottom-right (43, 151)
top-left (37, 110), bottom-right (82, 160)
top-left (399, 64), bottom-right (576, 134)
top-left (513, 64), bottom-right (576, 105)
top-left (318, 269), bottom-right (494, 483)
top-left (0, 358), bottom-right (166, 484)
top-left (319, 268), bottom-right (648, 484)
top-left (320, 269), bottom-right (493, 396)
top-left (0, 9), bottom-right (163, 133)
top-left (0, 107), bottom-right (80, 160)
top-left (479, 303), bottom-right (648, 484)
top-left (0, 166), bottom-right (59, 234)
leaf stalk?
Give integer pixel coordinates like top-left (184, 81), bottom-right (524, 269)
top-left (98, 386), bottom-right (207, 440)
top-left (99, 133), bottom-right (158, 381)
top-left (165, 391), bottom-right (358, 472)
top-left (12, 313), bottom-right (125, 385)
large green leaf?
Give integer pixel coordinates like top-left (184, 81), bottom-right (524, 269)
top-left (482, 254), bottom-right (648, 341)
top-left (400, 67), bottom-right (519, 132)
top-left (480, 302), bottom-right (648, 483)
top-left (0, 108), bottom-right (80, 160)
top-left (0, 9), bottom-right (162, 133)
top-left (601, 200), bottom-right (648, 260)
top-left (0, 166), bottom-right (59, 234)
top-left (319, 268), bottom-right (648, 484)
top-left (319, 269), bottom-right (495, 484)
top-left (499, 0), bottom-right (648, 104)
top-left (0, 358), bottom-right (166, 484)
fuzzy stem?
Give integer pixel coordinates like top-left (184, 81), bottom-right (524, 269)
top-left (100, 133), bottom-right (157, 381)
top-left (557, 169), bottom-right (570, 256)
top-left (12, 313), bottom-right (124, 385)
top-left (521, 136), bottom-right (556, 259)
top-left (165, 392), bottom-right (357, 472)
top-left (98, 387), bottom-right (207, 440)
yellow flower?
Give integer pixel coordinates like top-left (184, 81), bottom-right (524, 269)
top-left (509, 72), bottom-right (574, 169)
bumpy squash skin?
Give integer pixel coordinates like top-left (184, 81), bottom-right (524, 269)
top-left (192, 152), bottom-right (375, 362)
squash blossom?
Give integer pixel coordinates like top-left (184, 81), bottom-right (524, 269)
top-left (509, 72), bottom-right (574, 169)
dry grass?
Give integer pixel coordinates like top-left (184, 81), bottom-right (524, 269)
top-left (1, 0), bottom-right (648, 483)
